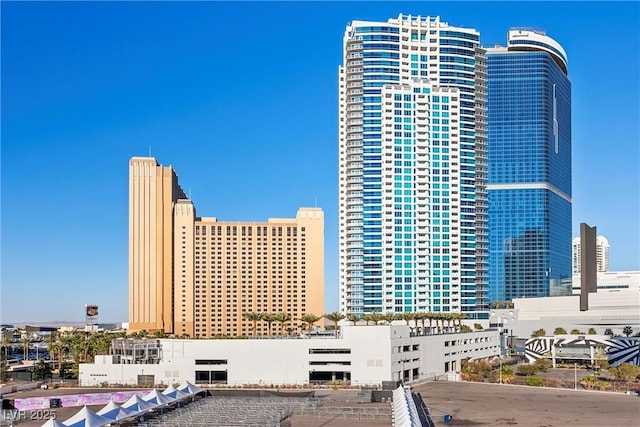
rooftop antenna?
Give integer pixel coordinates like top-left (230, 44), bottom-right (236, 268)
top-left (314, 197), bottom-right (318, 207)
top-left (189, 188), bottom-right (192, 200)
top-left (148, 145), bottom-right (152, 157)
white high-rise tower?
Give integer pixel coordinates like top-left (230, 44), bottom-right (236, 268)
top-left (338, 15), bottom-right (487, 316)
top-left (573, 235), bottom-right (610, 274)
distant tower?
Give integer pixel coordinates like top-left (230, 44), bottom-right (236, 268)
top-left (573, 235), bottom-right (609, 273)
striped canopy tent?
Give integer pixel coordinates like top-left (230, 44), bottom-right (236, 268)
top-left (122, 393), bottom-right (158, 414)
top-left (178, 381), bottom-right (207, 396)
top-left (143, 388), bottom-right (176, 406)
top-left (63, 405), bottom-right (115, 427)
top-left (162, 385), bottom-right (192, 401)
top-left (96, 400), bottom-right (138, 423)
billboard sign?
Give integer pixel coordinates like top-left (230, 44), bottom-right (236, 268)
top-left (86, 304), bottom-right (98, 325)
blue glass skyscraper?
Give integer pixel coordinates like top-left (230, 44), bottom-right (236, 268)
top-left (487, 30), bottom-right (572, 303)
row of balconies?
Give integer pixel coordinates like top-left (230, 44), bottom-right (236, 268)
top-left (346, 235), bottom-right (363, 243)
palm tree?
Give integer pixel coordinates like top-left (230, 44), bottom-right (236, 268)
top-left (88, 332), bottom-right (112, 358)
top-left (442, 313), bottom-right (452, 333)
top-left (434, 313), bottom-right (446, 334)
top-left (398, 312), bottom-right (414, 325)
top-left (447, 313), bottom-right (456, 333)
top-left (20, 336), bottom-right (29, 361)
top-left (425, 312), bottom-right (435, 335)
top-left (48, 342), bottom-right (62, 371)
top-left (261, 313), bottom-right (277, 336)
top-left (300, 313), bottom-right (322, 333)
top-left (243, 312), bottom-right (262, 336)
top-left (273, 313), bottom-right (292, 336)
top-left (59, 335), bottom-right (74, 369)
top-left (414, 312), bottom-right (427, 336)
top-left (381, 312), bottom-right (396, 325)
top-left (44, 333), bottom-right (56, 355)
top-left (71, 338), bottom-right (89, 363)
top-left (363, 311), bottom-right (383, 325)
top-left (346, 313), bottom-right (361, 325)
top-left (454, 313), bottom-right (467, 332)
top-left (324, 312), bottom-right (346, 337)
top-left (2, 336), bottom-right (11, 360)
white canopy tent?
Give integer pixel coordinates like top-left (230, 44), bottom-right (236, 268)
top-left (121, 393), bottom-right (158, 414)
top-left (63, 405), bottom-right (115, 427)
top-left (142, 388), bottom-right (176, 406)
top-left (162, 385), bottom-right (192, 401)
top-left (96, 400), bottom-right (138, 423)
top-left (178, 381), bottom-right (206, 396)
top-left (39, 419), bottom-right (67, 427)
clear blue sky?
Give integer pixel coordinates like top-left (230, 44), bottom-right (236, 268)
top-left (2, 1), bottom-right (638, 323)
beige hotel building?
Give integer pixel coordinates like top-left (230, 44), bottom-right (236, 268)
top-left (129, 157), bottom-right (324, 337)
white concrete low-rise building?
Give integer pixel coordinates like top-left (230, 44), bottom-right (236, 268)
top-left (79, 325), bottom-right (500, 387)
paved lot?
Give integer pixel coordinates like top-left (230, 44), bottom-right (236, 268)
top-left (2, 388), bottom-right (391, 427)
top-left (3, 383), bottom-right (639, 426)
top-left (413, 381), bottom-right (640, 426)
top-left (283, 389), bottom-right (392, 427)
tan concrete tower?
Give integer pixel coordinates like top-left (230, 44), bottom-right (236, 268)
top-left (128, 157), bottom-right (186, 333)
top-left (129, 157), bottom-right (324, 337)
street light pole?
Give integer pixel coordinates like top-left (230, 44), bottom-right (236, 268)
top-left (574, 362), bottom-right (577, 390)
top-left (498, 315), bottom-right (503, 384)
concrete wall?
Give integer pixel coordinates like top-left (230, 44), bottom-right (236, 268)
top-left (79, 326), bottom-right (500, 387)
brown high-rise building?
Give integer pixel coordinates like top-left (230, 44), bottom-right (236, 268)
top-left (129, 157), bottom-right (324, 337)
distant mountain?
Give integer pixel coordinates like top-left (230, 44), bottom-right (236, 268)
top-left (8, 321), bottom-right (124, 329)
